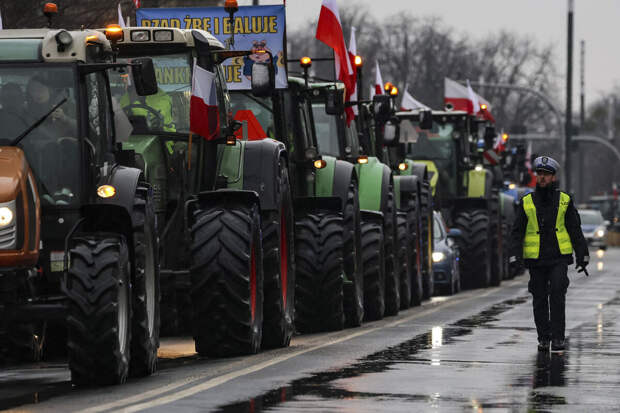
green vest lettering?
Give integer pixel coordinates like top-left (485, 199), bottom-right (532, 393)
top-left (522, 192), bottom-right (573, 259)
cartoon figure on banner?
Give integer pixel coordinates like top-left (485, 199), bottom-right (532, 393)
top-left (243, 39), bottom-right (284, 80)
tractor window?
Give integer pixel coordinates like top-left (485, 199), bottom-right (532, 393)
top-left (111, 53), bottom-right (192, 134)
top-left (230, 91), bottom-right (275, 138)
top-left (312, 103), bottom-right (341, 157)
top-left (0, 66), bottom-right (80, 206)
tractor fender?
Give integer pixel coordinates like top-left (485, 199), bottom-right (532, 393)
top-left (393, 174), bottom-right (420, 210)
top-left (94, 165), bottom-right (143, 219)
top-left (360, 209), bottom-right (384, 225)
top-left (315, 155), bottom-right (338, 198)
top-left (187, 189), bottom-right (262, 228)
top-left (410, 162), bottom-right (429, 182)
top-left (242, 138), bottom-right (288, 212)
top-left (355, 156), bottom-right (391, 213)
top-left (451, 197), bottom-right (489, 216)
top-left (332, 160), bottom-right (356, 210)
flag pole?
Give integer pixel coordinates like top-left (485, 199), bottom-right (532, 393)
top-left (188, 132), bottom-right (193, 170)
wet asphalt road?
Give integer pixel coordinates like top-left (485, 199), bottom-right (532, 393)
top-left (1, 248), bottom-right (618, 412)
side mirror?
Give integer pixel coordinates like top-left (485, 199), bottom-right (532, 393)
top-left (325, 88), bottom-right (345, 115)
top-left (131, 58), bottom-right (158, 96)
top-left (447, 228), bottom-right (463, 239)
top-left (251, 62), bottom-right (275, 97)
top-left (383, 119), bottom-right (400, 147)
top-left (372, 94), bottom-right (391, 123)
top-left (419, 109), bottom-right (433, 130)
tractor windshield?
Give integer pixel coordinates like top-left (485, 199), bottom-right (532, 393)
top-left (230, 91), bottom-right (275, 139)
top-left (0, 66), bottom-right (80, 205)
top-left (111, 52), bottom-right (193, 134)
top-left (405, 120), bottom-right (458, 199)
top-left (311, 103), bottom-right (341, 157)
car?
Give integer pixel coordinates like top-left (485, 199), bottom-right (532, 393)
top-left (578, 209), bottom-right (609, 250)
top-left (432, 211), bottom-right (461, 295)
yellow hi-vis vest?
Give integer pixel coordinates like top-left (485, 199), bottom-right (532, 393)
top-left (522, 192), bottom-right (573, 259)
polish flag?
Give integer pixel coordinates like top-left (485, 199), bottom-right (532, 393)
top-left (374, 60), bottom-right (384, 96)
top-left (118, 3), bottom-right (126, 28)
top-left (445, 77), bottom-right (479, 114)
top-left (400, 84), bottom-right (429, 111)
top-left (190, 62), bottom-right (219, 141)
top-left (316, 0), bottom-right (354, 94)
top-left (134, 0), bottom-right (141, 8)
top-left (347, 27), bottom-right (358, 119)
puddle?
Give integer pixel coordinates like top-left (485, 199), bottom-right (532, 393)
top-left (214, 295), bottom-right (531, 412)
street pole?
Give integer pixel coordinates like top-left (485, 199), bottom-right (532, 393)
top-left (565, 0), bottom-right (574, 192)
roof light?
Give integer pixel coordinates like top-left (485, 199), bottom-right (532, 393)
top-left (300, 56), bottom-right (312, 68)
top-left (314, 159), bottom-right (327, 169)
top-left (398, 162), bottom-right (408, 171)
top-left (389, 86), bottom-right (399, 96)
top-left (224, 0), bottom-right (239, 13)
top-left (226, 136), bottom-right (237, 146)
top-left (354, 55), bottom-right (363, 67)
top-left (43, 3), bottom-right (58, 16)
top-left (357, 155), bottom-right (369, 164)
top-left (154, 30), bottom-right (173, 42)
top-left (85, 34), bottom-right (99, 43)
top-left (97, 185), bottom-right (116, 198)
top-left (502, 133), bottom-right (509, 142)
top-left (105, 24), bottom-right (123, 42)
top-left (480, 104), bottom-right (488, 110)
top-left (384, 82), bottom-right (394, 92)
top-left (130, 30), bottom-right (150, 42)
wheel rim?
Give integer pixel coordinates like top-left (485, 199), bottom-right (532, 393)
top-left (250, 245), bottom-right (257, 322)
top-left (280, 210), bottom-right (288, 310)
top-left (145, 226), bottom-right (156, 336)
top-left (118, 265), bottom-right (129, 354)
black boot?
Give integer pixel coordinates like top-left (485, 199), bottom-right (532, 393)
top-left (538, 340), bottom-right (550, 352)
top-left (551, 339), bottom-right (565, 351)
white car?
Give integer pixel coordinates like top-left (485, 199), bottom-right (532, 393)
top-left (578, 209), bottom-right (608, 250)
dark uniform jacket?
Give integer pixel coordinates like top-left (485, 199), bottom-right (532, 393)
top-left (510, 187), bottom-right (589, 267)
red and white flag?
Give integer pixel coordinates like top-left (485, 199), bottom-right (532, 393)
top-left (118, 3), bottom-right (126, 28)
top-left (347, 26), bottom-right (358, 118)
top-left (190, 62), bottom-right (220, 141)
top-left (400, 84), bottom-right (429, 111)
top-left (466, 80), bottom-right (480, 114)
top-left (374, 60), bottom-right (384, 97)
top-left (134, 0), bottom-right (141, 8)
top-left (483, 149), bottom-right (500, 165)
top-left (445, 77), bottom-right (479, 114)
top-left (316, 0), bottom-right (354, 93)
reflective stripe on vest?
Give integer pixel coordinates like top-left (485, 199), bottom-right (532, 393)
top-left (522, 192), bottom-right (573, 259)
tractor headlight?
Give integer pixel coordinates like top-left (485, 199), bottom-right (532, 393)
top-left (0, 206), bottom-right (14, 227)
top-left (432, 251), bottom-right (445, 263)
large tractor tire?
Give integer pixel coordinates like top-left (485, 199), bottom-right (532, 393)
top-left (261, 161), bottom-right (295, 349)
top-left (397, 212), bottom-right (412, 309)
top-left (66, 235), bottom-right (132, 386)
top-left (420, 185), bottom-right (434, 299)
top-left (294, 212), bottom-right (345, 333)
top-left (129, 183), bottom-right (160, 377)
top-left (454, 209), bottom-right (492, 289)
top-left (343, 179), bottom-right (364, 327)
top-left (190, 203), bottom-right (263, 357)
top-left (383, 187), bottom-right (400, 317)
top-left (361, 219), bottom-right (385, 321)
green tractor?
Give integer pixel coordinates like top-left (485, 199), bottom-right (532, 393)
top-left (229, 75), bottom-right (364, 332)
top-left (396, 109), bottom-right (505, 289)
top-left (299, 74), bottom-right (407, 320)
top-left (0, 27), bottom-right (160, 385)
top-left (111, 26), bottom-right (294, 355)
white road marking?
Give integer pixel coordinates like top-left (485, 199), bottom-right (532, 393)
top-left (82, 284), bottom-right (512, 413)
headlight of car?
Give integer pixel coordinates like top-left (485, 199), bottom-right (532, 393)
top-left (594, 227), bottom-right (606, 238)
top-left (432, 251), bottom-right (445, 263)
top-left (0, 206), bottom-right (14, 227)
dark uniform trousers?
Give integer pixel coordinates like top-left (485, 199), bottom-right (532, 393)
top-left (528, 263), bottom-right (570, 341)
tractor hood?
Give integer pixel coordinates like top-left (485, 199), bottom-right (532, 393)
top-left (0, 147), bottom-right (29, 202)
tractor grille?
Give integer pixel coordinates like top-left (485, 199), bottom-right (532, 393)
top-left (0, 223), bottom-right (16, 250)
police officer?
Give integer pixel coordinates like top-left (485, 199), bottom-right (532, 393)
top-left (510, 156), bottom-right (589, 352)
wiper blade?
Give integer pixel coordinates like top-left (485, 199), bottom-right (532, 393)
top-left (11, 97), bottom-right (68, 146)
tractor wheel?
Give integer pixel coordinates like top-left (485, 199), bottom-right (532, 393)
top-left (454, 209), bottom-right (492, 289)
top-left (66, 235), bottom-right (132, 386)
top-left (409, 198), bottom-right (424, 307)
top-left (397, 212), bottom-right (412, 309)
top-left (190, 203), bottom-right (263, 357)
top-left (384, 186), bottom-right (400, 317)
top-left (361, 219), bottom-right (386, 321)
top-left (294, 211), bottom-right (345, 333)
top-left (343, 179), bottom-right (364, 327)
top-left (420, 184), bottom-right (434, 299)
top-left (129, 182), bottom-right (160, 377)
top-left (261, 161), bottom-right (295, 349)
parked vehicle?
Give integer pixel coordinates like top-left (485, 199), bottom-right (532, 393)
top-left (432, 211), bottom-right (461, 295)
top-left (578, 209), bottom-right (608, 250)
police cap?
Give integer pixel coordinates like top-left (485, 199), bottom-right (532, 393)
top-left (533, 156), bottom-right (559, 174)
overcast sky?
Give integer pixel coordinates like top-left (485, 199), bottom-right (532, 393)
top-left (238, 0), bottom-right (620, 108)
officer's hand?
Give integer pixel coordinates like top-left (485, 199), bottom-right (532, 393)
top-left (576, 257), bottom-right (589, 276)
